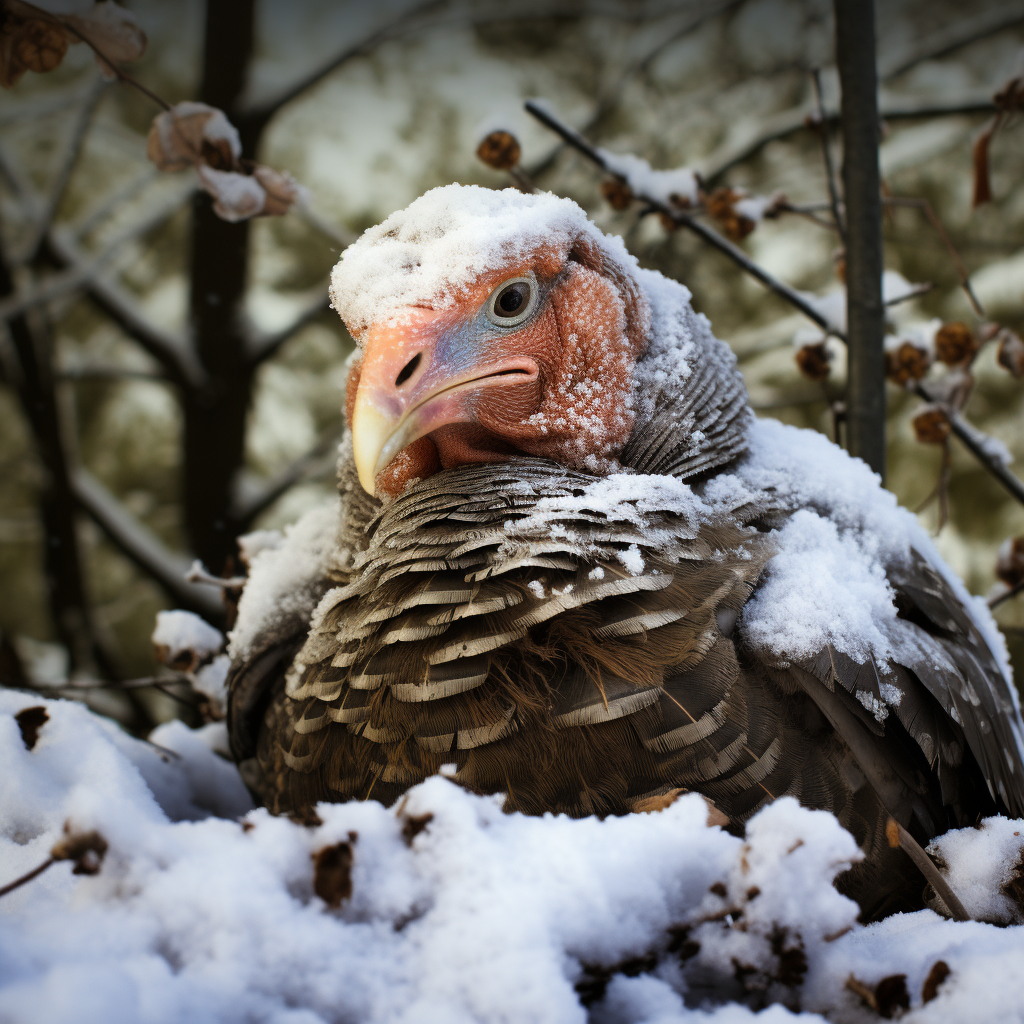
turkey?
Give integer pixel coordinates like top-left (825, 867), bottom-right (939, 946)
top-left (227, 184), bottom-right (1024, 920)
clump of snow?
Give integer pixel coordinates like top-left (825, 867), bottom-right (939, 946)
top-left (597, 150), bottom-right (700, 207)
top-left (928, 817), bottom-right (1024, 924)
top-left (329, 185), bottom-right (642, 334)
top-left (236, 528), bottom-right (284, 567)
top-left (618, 543), bottom-right (645, 575)
top-left (228, 500), bottom-right (339, 661)
top-left (2, 690), bottom-right (1023, 1023)
top-left (152, 609), bottom-right (224, 664)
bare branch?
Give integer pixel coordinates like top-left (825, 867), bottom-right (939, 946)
top-left (18, 77), bottom-right (109, 266)
top-left (879, 3), bottom-right (1024, 81)
top-left (231, 427), bottom-right (344, 529)
top-left (44, 227), bottom-right (205, 389)
top-left (989, 577), bottom-right (1024, 611)
top-left (70, 468), bottom-right (223, 619)
top-left (246, 289), bottom-right (331, 366)
top-left (810, 68), bottom-right (846, 243)
top-left (523, 100), bottom-right (845, 339)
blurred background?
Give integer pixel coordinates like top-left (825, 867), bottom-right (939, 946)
top-left (1, 0), bottom-right (1022, 731)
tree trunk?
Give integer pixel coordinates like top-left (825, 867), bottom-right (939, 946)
top-left (183, 0), bottom-right (257, 573)
top-left (835, 0), bottom-right (886, 481)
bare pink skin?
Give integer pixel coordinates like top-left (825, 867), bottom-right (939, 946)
top-left (346, 243), bottom-right (648, 499)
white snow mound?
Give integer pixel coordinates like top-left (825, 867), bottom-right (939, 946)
top-left (2, 691), bottom-right (1024, 1023)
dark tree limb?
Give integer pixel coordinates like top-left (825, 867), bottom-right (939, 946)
top-left (835, 0), bottom-right (886, 479)
top-left (70, 468), bottom-right (223, 620)
top-left (523, 100), bottom-right (845, 339)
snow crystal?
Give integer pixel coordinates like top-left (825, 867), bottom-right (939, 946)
top-left (228, 500), bottom-right (339, 661)
top-left (3, 691), bottom-right (1023, 1023)
top-left (597, 149), bottom-right (700, 207)
top-left (329, 185), bottom-right (642, 334)
top-left (618, 543), bottom-right (645, 575)
top-left (151, 609), bottom-right (224, 663)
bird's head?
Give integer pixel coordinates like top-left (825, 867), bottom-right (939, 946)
top-left (331, 186), bottom-right (652, 498)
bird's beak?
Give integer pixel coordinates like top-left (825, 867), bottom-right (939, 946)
top-left (350, 311), bottom-right (538, 496)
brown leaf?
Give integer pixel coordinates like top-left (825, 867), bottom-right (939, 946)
top-left (934, 321), bottom-right (978, 366)
top-left (64, 0), bottom-right (146, 77)
top-left (146, 102), bottom-right (241, 172)
top-left (51, 822), bottom-right (108, 876)
top-left (630, 788), bottom-right (686, 814)
top-left (312, 840), bottom-right (353, 908)
top-left (14, 705), bottom-right (48, 750)
top-left (912, 405), bottom-right (950, 445)
top-left (996, 537), bottom-right (1024, 589)
top-left (795, 341), bottom-right (831, 381)
top-left (600, 178), bottom-right (633, 211)
top-left (885, 340), bottom-right (932, 387)
top-left (252, 164), bottom-right (300, 217)
top-left (874, 974), bottom-right (910, 1019)
top-left (476, 130), bottom-right (521, 171)
top-left (922, 960), bottom-right (951, 1004)
top-left (400, 811), bottom-right (433, 847)
top-left (972, 119), bottom-right (997, 208)
top-left (996, 329), bottom-right (1024, 377)
top-left (0, 4), bottom-right (69, 88)
top-left (706, 187), bottom-right (755, 241)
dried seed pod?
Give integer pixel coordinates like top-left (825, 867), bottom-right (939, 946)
top-left (51, 823), bottom-right (108, 876)
top-left (253, 164), bottom-right (301, 217)
top-left (996, 329), bottom-right (1024, 377)
top-left (64, 0), bottom-right (146, 76)
top-left (14, 17), bottom-right (67, 74)
top-left (705, 187), bottom-right (755, 241)
top-left (658, 212), bottom-right (679, 232)
top-left (795, 341), bottom-right (831, 381)
top-left (885, 340), bottom-right (932, 387)
top-left (934, 321), bottom-right (978, 366)
top-left (912, 405), bottom-right (950, 444)
top-left (600, 178), bottom-right (633, 211)
top-left (476, 130), bottom-right (520, 171)
top-left (995, 536), bottom-right (1024, 588)
top-left (147, 102), bottom-right (241, 172)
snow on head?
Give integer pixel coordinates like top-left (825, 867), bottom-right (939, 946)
top-left (330, 184), bottom-right (641, 334)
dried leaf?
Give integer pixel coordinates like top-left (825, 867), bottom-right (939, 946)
top-left (885, 340), bottom-right (932, 387)
top-left (600, 178), bottom-right (633, 211)
top-left (795, 341), bottom-right (831, 381)
top-left (312, 840), bottom-right (353, 907)
top-left (51, 822), bottom-right (108, 876)
top-left (630, 787), bottom-right (686, 814)
top-left (996, 537), bottom-right (1024, 588)
top-left (996, 328), bottom-right (1024, 377)
top-left (476, 130), bottom-right (521, 171)
top-left (874, 974), bottom-right (910, 1019)
top-left (197, 166), bottom-right (264, 222)
top-left (252, 164), bottom-right (300, 217)
top-left (934, 321), bottom-right (978, 366)
top-left (14, 705), bottom-right (48, 750)
top-left (922, 961), bottom-right (951, 1004)
top-left (0, 4), bottom-right (69, 88)
top-left (64, 0), bottom-right (146, 78)
top-left (400, 810), bottom-right (433, 846)
top-left (706, 187), bottom-right (755, 241)
top-left (146, 101), bottom-right (241, 172)
top-left (972, 119), bottom-right (998, 208)
top-left (912, 405), bottom-right (950, 445)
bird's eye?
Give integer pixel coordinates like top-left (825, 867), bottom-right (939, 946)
top-left (485, 275), bottom-right (538, 328)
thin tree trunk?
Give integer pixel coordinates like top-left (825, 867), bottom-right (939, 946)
top-left (835, 0), bottom-right (886, 480)
top-left (183, 0), bottom-right (257, 573)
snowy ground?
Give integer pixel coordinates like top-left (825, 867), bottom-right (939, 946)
top-left (1, 689), bottom-right (1023, 1024)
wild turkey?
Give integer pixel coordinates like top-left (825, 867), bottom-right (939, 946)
top-left (227, 185), bottom-right (1024, 920)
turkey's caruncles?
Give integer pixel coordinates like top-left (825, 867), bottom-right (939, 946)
top-left (227, 186), bottom-right (1024, 920)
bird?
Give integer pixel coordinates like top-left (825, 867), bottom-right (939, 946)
top-left (226, 184), bottom-right (1024, 920)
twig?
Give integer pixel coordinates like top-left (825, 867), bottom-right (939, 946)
top-left (881, 196), bottom-right (984, 316)
top-left (989, 578), bottom-right (1024, 610)
top-left (810, 68), bottom-right (846, 243)
top-left (70, 468), bottom-right (223, 619)
top-left (231, 426), bottom-right (345, 528)
top-left (246, 290), bottom-right (332, 366)
top-left (185, 560), bottom-right (246, 589)
top-left (879, 4), bottom-right (1024, 81)
top-left (523, 100), bottom-right (846, 340)
top-left (0, 858), bottom-right (55, 899)
top-left (889, 818), bottom-right (971, 921)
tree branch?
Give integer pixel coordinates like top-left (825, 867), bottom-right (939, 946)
top-left (523, 99), bottom-right (845, 339)
top-left (246, 289), bottom-right (332, 366)
top-left (835, 0), bottom-right (886, 479)
top-left (44, 228), bottom-right (204, 389)
top-left (70, 468), bottom-right (223, 620)
top-left (231, 427), bottom-right (344, 529)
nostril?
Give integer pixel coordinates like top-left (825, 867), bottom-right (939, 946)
top-left (395, 353), bottom-right (421, 387)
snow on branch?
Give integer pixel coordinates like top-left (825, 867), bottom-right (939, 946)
top-left (70, 468), bottom-right (223, 619)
